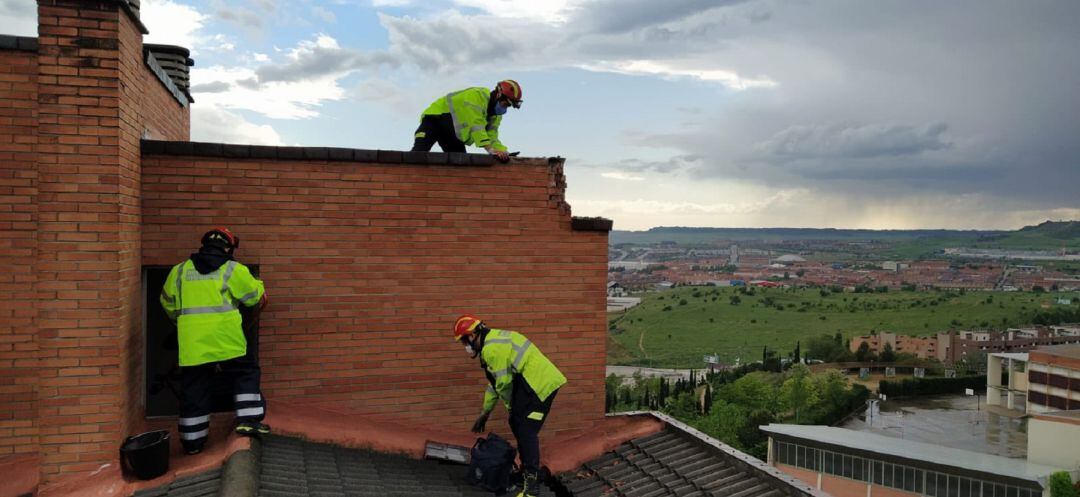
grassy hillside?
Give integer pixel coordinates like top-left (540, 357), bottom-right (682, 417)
top-left (607, 286), bottom-right (1080, 368)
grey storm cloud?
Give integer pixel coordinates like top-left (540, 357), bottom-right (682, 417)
top-left (255, 46), bottom-right (399, 83)
top-left (380, 14), bottom-right (521, 71)
top-left (242, 0), bottom-right (1078, 218)
top-left (617, 0), bottom-right (1080, 210)
top-left (566, 0), bottom-right (747, 34)
top-left (588, 156), bottom-right (703, 174)
top-left (757, 122), bottom-right (950, 159)
top-left (217, 7), bottom-right (266, 30)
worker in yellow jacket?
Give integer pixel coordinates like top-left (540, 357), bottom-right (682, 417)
top-left (454, 315), bottom-right (566, 497)
top-left (160, 227), bottom-right (267, 454)
top-left (412, 80), bottom-right (522, 162)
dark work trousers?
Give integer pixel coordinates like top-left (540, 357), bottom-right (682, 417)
top-left (508, 375), bottom-right (558, 476)
top-left (177, 324), bottom-right (265, 451)
top-left (411, 113), bottom-right (466, 153)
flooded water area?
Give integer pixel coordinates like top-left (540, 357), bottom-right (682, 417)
top-left (841, 394), bottom-right (1028, 458)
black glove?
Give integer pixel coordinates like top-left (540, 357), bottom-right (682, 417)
top-left (471, 411), bottom-right (491, 433)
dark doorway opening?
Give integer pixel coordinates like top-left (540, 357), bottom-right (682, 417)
top-left (143, 264), bottom-right (260, 418)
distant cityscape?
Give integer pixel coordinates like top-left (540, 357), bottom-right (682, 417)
top-left (608, 242), bottom-right (1080, 293)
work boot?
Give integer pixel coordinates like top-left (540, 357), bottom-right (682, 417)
top-left (183, 440), bottom-right (205, 455)
top-left (235, 421), bottom-right (271, 437)
top-left (516, 470), bottom-right (540, 497)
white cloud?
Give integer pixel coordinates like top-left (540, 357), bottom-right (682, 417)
top-left (141, 0), bottom-right (208, 50)
top-left (312, 6), bottom-right (337, 23)
top-left (582, 60), bottom-right (777, 90)
top-left (191, 107), bottom-right (283, 145)
top-left (600, 172), bottom-right (646, 181)
top-left (0, 0), bottom-right (37, 36)
top-left (451, 0), bottom-right (575, 23)
top-left (253, 53), bottom-right (270, 62)
top-left (192, 65), bottom-right (345, 119)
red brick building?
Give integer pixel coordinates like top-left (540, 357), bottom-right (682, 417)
top-left (1, 0), bottom-right (611, 485)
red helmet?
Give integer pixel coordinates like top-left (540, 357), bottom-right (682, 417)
top-left (201, 227), bottom-right (239, 249)
top-left (495, 80), bottom-right (522, 108)
top-left (453, 315), bottom-right (484, 341)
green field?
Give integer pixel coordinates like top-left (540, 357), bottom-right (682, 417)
top-left (608, 287), bottom-right (1080, 368)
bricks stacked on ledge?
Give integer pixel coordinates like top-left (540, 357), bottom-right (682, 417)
top-left (140, 140), bottom-right (612, 232)
top-left (141, 139), bottom-right (499, 165)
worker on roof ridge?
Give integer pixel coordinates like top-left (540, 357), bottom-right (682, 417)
top-left (160, 227), bottom-right (269, 455)
top-left (412, 80), bottom-right (522, 162)
top-left (454, 315), bottom-right (566, 497)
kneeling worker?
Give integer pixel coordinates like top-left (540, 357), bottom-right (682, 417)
top-left (455, 315), bottom-right (566, 497)
top-left (412, 80), bottom-right (523, 162)
top-left (160, 227), bottom-right (269, 454)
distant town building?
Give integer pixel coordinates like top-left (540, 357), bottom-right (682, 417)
top-left (775, 254), bottom-right (807, 263)
top-left (762, 424), bottom-right (1063, 497)
top-left (987, 344), bottom-right (1080, 414)
top-left (851, 327), bottom-right (1080, 363)
top-left (1027, 410), bottom-right (1080, 470)
top-left (1027, 344), bottom-right (1080, 413)
top-left (607, 281), bottom-right (626, 297)
top-left (986, 352), bottom-right (1029, 412)
top-left (849, 331), bottom-right (946, 360)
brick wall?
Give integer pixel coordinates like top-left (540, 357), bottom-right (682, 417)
top-left (0, 45), bottom-right (39, 459)
top-left (35, 0), bottom-right (130, 477)
top-left (28, 0), bottom-right (187, 479)
top-left (141, 148), bottom-right (609, 438)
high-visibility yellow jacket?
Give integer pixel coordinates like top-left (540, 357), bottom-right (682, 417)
top-left (160, 260), bottom-right (265, 366)
top-left (481, 329), bottom-right (566, 413)
top-left (422, 87), bottom-right (507, 151)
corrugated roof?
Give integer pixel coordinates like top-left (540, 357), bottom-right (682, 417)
top-left (559, 425), bottom-right (818, 497)
top-left (760, 424), bottom-right (1067, 483)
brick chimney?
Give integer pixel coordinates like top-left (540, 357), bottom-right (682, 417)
top-left (35, 0), bottom-right (150, 478)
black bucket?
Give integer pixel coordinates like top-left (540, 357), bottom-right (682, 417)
top-left (119, 430), bottom-right (171, 480)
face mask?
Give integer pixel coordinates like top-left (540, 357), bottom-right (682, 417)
top-left (465, 344), bottom-right (475, 356)
top-left (494, 101), bottom-right (508, 115)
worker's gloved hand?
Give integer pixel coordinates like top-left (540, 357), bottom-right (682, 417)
top-left (486, 147), bottom-right (510, 163)
top-left (471, 411), bottom-right (491, 433)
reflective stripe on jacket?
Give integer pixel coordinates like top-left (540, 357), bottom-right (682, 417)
top-left (160, 260), bottom-right (265, 367)
top-left (421, 87), bottom-right (507, 151)
top-left (480, 329), bottom-right (566, 413)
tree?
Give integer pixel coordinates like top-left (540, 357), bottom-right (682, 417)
top-left (780, 364), bottom-right (819, 423)
top-left (730, 295), bottom-right (742, 305)
top-left (880, 343), bottom-right (896, 362)
top-left (793, 341), bottom-right (801, 364)
top-left (806, 334), bottom-right (851, 363)
top-left (1049, 472), bottom-right (1079, 497)
top-left (855, 341), bottom-right (875, 362)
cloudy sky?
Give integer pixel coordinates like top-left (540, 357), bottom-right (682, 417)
top-left (3, 0), bottom-right (1078, 230)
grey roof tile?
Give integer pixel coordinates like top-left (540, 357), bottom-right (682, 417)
top-left (133, 468), bottom-right (221, 497)
top-left (559, 428), bottom-right (810, 497)
top-left (259, 435), bottom-right (500, 497)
